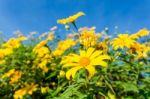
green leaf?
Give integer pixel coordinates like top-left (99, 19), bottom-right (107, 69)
top-left (122, 83), bottom-right (138, 92)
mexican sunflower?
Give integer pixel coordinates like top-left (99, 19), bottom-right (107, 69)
top-left (57, 12), bottom-right (85, 24)
top-left (111, 34), bottom-right (135, 50)
top-left (61, 47), bottom-right (110, 80)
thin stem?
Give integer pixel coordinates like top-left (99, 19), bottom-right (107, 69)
top-left (72, 22), bottom-right (78, 31)
top-left (104, 77), bottom-right (116, 95)
top-left (72, 22), bottom-right (81, 36)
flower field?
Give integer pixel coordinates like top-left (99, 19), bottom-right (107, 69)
top-left (0, 12), bottom-right (150, 99)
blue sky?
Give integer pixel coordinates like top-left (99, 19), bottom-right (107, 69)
top-left (0, 0), bottom-right (150, 38)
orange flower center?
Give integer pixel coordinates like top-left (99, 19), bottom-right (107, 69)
top-left (79, 57), bottom-right (90, 66)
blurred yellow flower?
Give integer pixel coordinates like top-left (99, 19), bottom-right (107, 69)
top-left (41, 86), bottom-right (49, 94)
top-left (2, 69), bottom-right (22, 84)
top-left (111, 34), bottom-right (135, 50)
top-left (38, 60), bottom-right (49, 72)
top-left (136, 28), bottom-right (149, 37)
top-left (130, 28), bottom-right (149, 39)
top-left (34, 47), bottom-right (50, 58)
top-left (33, 40), bottom-right (48, 50)
top-left (3, 48), bottom-right (13, 55)
top-left (0, 49), bottom-right (5, 59)
top-left (10, 71), bottom-right (22, 84)
top-left (61, 47), bottom-right (110, 80)
top-left (130, 33), bottom-right (139, 39)
top-left (27, 84), bottom-right (38, 95)
top-left (79, 28), bottom-right (97, 48)
top-left (57, 12), bottom-right (85, 24)
top-left (2, 38), bottom-right (21, 49)
top-left (52, 39), bottom-right (76, 56)
top-left (0, 49), bottom-right (8, 64)
top-left (57, 39), bottom-right (76, 50)
top-left (33, 40), bottom-right (52, 72)
top-left (14, 88), bottom-right (26, 99)
top-left (59, 70), bottom-right (65, 77)
top-left (129, 42), bottom-right (150, 59)
top-left (129, 42), bottom-right (144, 54)
top-left (2, 69), bottom-right (15, 78)
top-left (96, 42), bottom-right (108, 54)
top-left (52, 49), bottom-right (64, 57)
top-left (14, 83), bottom-right (38, 99)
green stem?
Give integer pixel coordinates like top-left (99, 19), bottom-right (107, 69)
top-left (52, 82), bottom-right (67, 96)
top-left (104, 76), bottom-right (116, 95)
top-left (112, 51), bottom-right (120, 62)
top-left (72, 22), bottom-right (81, 36)
top-left (72, 22), bottom-right (78, 31)
top-left (85, 75), bottom-right (89, 88)
top-left (98, 92), bottom-right (107, 98)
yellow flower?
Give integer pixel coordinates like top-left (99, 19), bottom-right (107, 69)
top-left (41, 87), bottom-right (49, 94)
top-left (14, 88), bottom-right (27, 99)
top-left (52, 39), bottom-right (76, 56)
top-left (129, 42), bottom-right (144, 54)
top-left (0, 49), bottom-right (6, 59)
top-left (3, 48), bottom-right (13, 56)
top-left (129, 42), bottom-right (150, 59)
top-left (38, 60), bottom-right (49, 72)
top-left (79, 28), bottom-right (97, 48)
top-left (2, 69), bottom-right (15, 78)
top-left (136, 28), bottom-right (149, 37)
top-left (111, 34), bottom-right (135, 50)
top-left (57, 39), bottom-right (76, 51)
top-left (57, 12), bottom-right (85, 24)
top-left (96, 42), bottom-right (108, 53)
top-left (34, 47), bottom-right (50, 58)
top-left (33, 40), bottom-right (52, 72)
top-left (9, 71), bottom-right (22, 84)
top-left (61, 47), bottom-right (110, 80)
top-left (14, 83), bottom-right (38, 99)
top-left (2, 69), bottom-right (22, 84)
top-left (59, 70), bottom-right (65, 77)
top-left (26, 84), bottom-right (38, 95)
top-left (130, 28), bottom-right (149, 39)
top-left (2, 38), bottom-right (21, 49)
top-left (52, 49), bottom-right (64, 57)
top-left (130, 33), bottom-right (139, 39)
top-left (0, 48), bottom-right (13, 65)
top-left (33, 40), bottom-right (48, 51)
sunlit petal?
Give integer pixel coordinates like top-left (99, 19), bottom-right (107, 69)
top-left (85, 65), bottom-right (96, 79)
top-left (66, 66), bottom-right (82, 80)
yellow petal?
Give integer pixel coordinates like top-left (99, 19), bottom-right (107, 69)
top-left (86, 47), bottom-right (95, 57)
top-left (107, 91), bottom-right (116, 99)
top-left (70, 55), bottom-right (80, 62)
top-left (90, 50), bottom-right (102, 59)
top-left (80, 50), bottom-right (86, 57)
top-left (62, 63), bottom-right (78, 68)
top-left (85, 65), bottom-right (96, 79)
top-left (91, 59), bottom-right (108, 67)
top-left (66, 66), bottom-right (82, 80)
top-left (95, 55), bottom-right (111, 60)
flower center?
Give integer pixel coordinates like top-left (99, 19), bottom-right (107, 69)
top-left (79, 57), bottom-right (90, 66)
